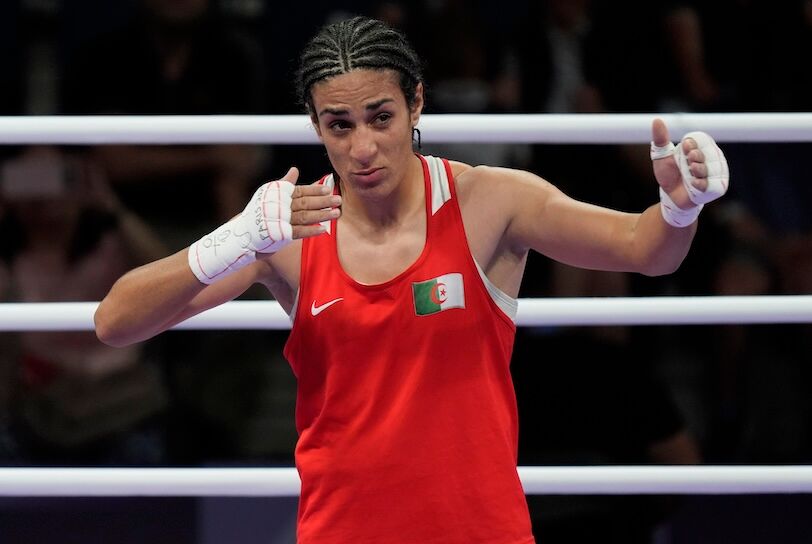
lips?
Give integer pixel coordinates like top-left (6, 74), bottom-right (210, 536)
top-left (354, 167), bottom-right (381, 176)
top-left (352, 167), bottom-right (385, 183)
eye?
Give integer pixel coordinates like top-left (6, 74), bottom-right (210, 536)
top-left (374, 112), bottom-right (392, 125)
top-left (328, 120), bottom-right (351, 132)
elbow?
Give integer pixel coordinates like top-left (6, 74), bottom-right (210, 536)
top-left (639, 257), bottom-right (683, 277)
top-left (94, 303), bottom-right (135, 348)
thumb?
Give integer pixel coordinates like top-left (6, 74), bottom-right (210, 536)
top-left (651, 118), bottom-right (671, 147)
top-left (280, 166), bottom-right (299, 185)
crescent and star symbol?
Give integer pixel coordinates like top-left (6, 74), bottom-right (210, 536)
top-left (430, 282), bottom-right (447, 305)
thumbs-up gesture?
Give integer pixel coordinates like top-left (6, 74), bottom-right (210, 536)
top-left (650, 118), bottom-right (729, 210)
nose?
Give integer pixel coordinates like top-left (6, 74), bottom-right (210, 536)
top-left (349, 125), bottom-right (377, 166)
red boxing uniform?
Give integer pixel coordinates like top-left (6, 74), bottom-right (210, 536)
top-left (284, 155), bottom-right (535, 543)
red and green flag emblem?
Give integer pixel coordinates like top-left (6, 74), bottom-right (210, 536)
top-left (412, 273), bottom-right (465, 316)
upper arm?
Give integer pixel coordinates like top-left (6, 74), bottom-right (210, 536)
top-left (472, 166), bottom-right (642, 272)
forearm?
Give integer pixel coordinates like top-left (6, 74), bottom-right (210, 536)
top-left (95, 249), bottom-right (206, 347)
top-left (629, 203), bottom-right (697, 276)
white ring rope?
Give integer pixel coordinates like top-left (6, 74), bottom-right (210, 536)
top-left (2, 117), bottom-right (810, 502)
top-left (1, 296), bottom-right (810, 332)
top-left (1, 466), bottom-right (811, 496)
top-left (0, 113), bottom-right (811, 144)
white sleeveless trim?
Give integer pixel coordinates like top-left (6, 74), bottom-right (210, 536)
top-left (288, 289), bottom-right (299, 324)
top-left (474, 259), bottom-right (518, 323)
top-left (295, 163), bottom-right (517, 324)
top-left (423, 155), bottom-right (518, 323)
top-left (424, 155), bottom-right (451, 215)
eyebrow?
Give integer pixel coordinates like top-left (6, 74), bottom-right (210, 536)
top-left (318, 98), bottom-right (395, 117)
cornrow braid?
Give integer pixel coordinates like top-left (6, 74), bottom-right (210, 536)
top-left (296, 16), bottom-right (424, 114)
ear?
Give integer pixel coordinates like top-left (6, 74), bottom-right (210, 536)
top-left (409, 82), bottom-right (424, 127)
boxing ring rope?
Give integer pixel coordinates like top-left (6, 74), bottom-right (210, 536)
top-left (2, 296), bottom-right (812, 496)
top-left (2, 113), bottom-right (811, 497)
top-left (0, 112), bottom-right (811, 144)
top-left (3, 466), bottom-right (812, 496)
top-left (1, 296), bottom-right (812, 331)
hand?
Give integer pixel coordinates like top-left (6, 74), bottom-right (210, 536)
top-left (651, 118), bottom-right (728, 209)
top-left (651, 118), bottom-right (705, 209)
top-left (188, 166), bottom-right (341, 284)
top-left (243, 167), bottom-right (341, 253)
top-left (289, 170), bottom-right (343, 240)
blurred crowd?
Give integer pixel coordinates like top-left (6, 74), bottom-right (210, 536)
top-left (0, 0), bottom-right (810, 542)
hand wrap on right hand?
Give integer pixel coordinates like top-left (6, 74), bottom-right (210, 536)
top-left (188, 180), bottom-right (294, 284)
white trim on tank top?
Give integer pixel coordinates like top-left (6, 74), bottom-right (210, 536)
top-left (287, 256), bottom-right (516, 324)
top-left (287, 158), bottom-right (517, 324)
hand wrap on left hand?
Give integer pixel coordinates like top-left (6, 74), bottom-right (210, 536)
top-left (676, 131), bottom-right (729, 206)
top-left (650, 130), bottom-right (729, 227)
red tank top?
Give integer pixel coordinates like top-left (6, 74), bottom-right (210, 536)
top-left (284, 155), bottom-right (534, 544)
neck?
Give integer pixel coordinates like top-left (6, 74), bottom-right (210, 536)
top-left (339, 154), bottom-right (424, 230)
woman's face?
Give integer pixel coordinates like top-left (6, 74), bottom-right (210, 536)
top-left (310, 69), bottom-right (423, 198)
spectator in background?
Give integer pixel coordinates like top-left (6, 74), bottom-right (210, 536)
top-left (512, 251), bottom-right (701, 543)
top-left (511, 4), bottom-right (701, 540)
top-left (62, 0), bottom-right (304, 464)
top-left (62, 0), bottom-right (268, 245)
top-left (512, 0), bottom-right (663, 211)
top-left (0, 148), bottom-right (169, 464)
top-left (660, 0), bottom-right (807, 113)
top-left (417, 0), bottom-right (525, 167)
top-left (652, 0), bottom-right (812, 462)
top-left (0, 0), bottom-right (23, 117)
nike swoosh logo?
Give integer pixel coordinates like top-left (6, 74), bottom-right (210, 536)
top-left (311, 298), bottom-right (344, 316)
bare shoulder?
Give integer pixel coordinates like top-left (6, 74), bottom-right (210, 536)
top-left (453, 163), bottom-right (558, 210)
top-left (453, 163), bottom-right (568, 258)
top-left (448, 160), bottom-right (473, 178)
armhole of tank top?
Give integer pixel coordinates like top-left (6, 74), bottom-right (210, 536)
top-left (288, 288), bottom-right (300, 325)
top-left (439, 157), bottom-right (518, 326)
top-left (473, 258), bottom-right (518, 323)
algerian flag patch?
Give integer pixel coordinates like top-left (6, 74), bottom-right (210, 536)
top-left (412, 273), bottom-right (465, 316)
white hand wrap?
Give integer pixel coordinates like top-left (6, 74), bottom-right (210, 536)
top-left (659, 187), bottom-right (703, 228)
top-left (650, 131), bottom-right (729, 227)
top-left (677, 131), bottom-right (729, 205)
top-left (188, 180), bottom-right (294, 284)
top-left (649, 140), bottom-right (676, 161)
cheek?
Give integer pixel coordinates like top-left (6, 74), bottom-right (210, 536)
top-left (323, 140), bottom-right (349, 171)
top-left (382, 124), bottom-right (412, 150)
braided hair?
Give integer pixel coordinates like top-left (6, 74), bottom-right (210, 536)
top-left (296, 16), bottom-right (424, 115)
